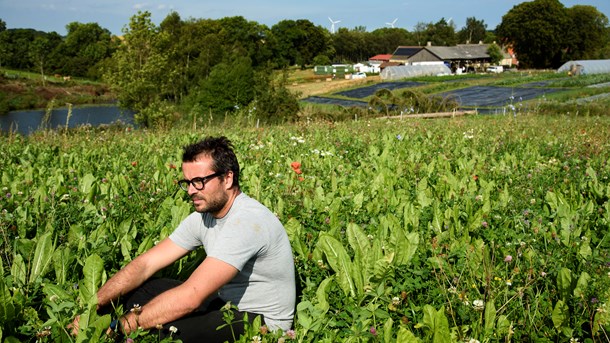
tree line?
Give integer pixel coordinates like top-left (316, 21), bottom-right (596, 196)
top-left (0, 0), bottom-right (608, 126)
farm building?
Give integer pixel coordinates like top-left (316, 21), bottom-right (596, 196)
top-left (557, 59), bottom-right (610, 75)
top-left (388, 46), bottom-right (423, 64)
top-left (314, 64), bottom-right (355, 76)
top-left (409, 44), bottom-right (491, 72)
top-left (380, 64), bottom-right (451, 80)
top-left (368, 54), bottom-right (392, 63)
top-left (389, 42), bottom-right (515, 73)
top-left (353, 63), bottom-right (380, 74)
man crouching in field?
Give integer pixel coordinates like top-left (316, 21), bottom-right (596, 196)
top-left (72, 136), bottom-right (296, 342)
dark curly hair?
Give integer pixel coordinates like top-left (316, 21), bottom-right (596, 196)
top-left (182, 136), bottom-right (240, 189)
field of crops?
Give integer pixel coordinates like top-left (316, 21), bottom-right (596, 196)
top-left (1, 114), bottom-right (610, 342)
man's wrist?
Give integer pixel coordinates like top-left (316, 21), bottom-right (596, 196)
top-left (120, 311), bottom-right (140, 333)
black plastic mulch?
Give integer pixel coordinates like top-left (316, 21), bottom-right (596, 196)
top-left (333, 81), bottom-right (425, 98)
top-left (302, 96), bottom-right (369, 108)
top-left (437, 86), bottom-right (562, 107)
top-left (302, 82), bottom-right (564, 109)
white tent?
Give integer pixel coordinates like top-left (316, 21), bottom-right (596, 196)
top-left (557, 59), bottom-right (610, 75)
top-left (380, 65), bottom-right (451, 80)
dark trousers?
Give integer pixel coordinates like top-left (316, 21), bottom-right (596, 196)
top-left (101, 278), bottom-right (263, 343)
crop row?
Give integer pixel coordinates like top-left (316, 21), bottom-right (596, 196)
top-left (1, 114), bottom-right (610, 342)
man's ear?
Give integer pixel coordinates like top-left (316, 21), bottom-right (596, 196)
top-left (224, 171), bottom-right (234, 189)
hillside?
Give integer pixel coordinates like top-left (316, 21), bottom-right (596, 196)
top-left (0, 71), bottom-right (115, 114)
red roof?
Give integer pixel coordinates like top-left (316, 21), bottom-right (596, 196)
top-left (369, 54), bottom-right (392, 61)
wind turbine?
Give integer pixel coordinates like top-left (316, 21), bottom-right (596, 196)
top-left (328, 17), bottom-right (341, 34)
top-left (386, 18), bottom-right (398, 28)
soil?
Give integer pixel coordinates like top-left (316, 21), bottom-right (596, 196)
top-left (287, 75), bottom-right (382, 98)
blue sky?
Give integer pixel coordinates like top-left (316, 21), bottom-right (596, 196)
top-left (1, 0), bottom-right (609, 36)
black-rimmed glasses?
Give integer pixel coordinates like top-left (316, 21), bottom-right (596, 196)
top-left (178, 172), bottom-right (223, 191)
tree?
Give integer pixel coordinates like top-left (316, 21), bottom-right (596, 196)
top-left (59, 22), bottom-right (117, 78)
top-left (458, 17), bottom-right (488, 44)
top-left (370, 27), bottom-right (414, 54)
top-left (412, 22), bottom-right (428, 46)
top-left (0, 29), bottom-right (44, 70)
top-left (252, 68), bottom-right (300, 123)
top-left (332, 27), bottom-right (363, 62)
top-left (563, 5), bottom-right (609, 60)
top-left (496, 0), bottom-right (570, 68)
top-left (217, 16), bottom-right (272, 67)
top-left (28, 33), bottom-right (62, 85)
top-left (487, 43), bottom-right (503, 65)
top-left (0, 34), bottom-right (7, 69)
top-left (190, 54), bottom-right (255, 114)
top-left (104, 11), bottom-right (174, 116)
top-left (270, 19), bottom-right (331, 67)
top-left (0, 18), bottom-right (6, 32)
top-left (411, 19), bottom-right (457, 47)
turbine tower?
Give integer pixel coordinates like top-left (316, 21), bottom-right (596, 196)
top-left (328, 17), bottom-right (341, 34)
top-left (386, 18), bottom-right (398, 28)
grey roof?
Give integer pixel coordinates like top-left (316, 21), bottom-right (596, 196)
top-left (425, 44), bottom-right (490, 60)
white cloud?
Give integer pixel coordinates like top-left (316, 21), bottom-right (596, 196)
top-left (133, 3), bottom-right (149, 10)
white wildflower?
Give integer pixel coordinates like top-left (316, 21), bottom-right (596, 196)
top-left (473, 299), bottom-right (485, 311)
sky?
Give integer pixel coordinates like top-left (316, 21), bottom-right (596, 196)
top-left (1, 0), bottom-right (609, 36)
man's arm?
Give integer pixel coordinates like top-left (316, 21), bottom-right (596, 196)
top-left (119, 256), bottom-right (238, 332)
top-left (97, 238), bottom-right (190, 309)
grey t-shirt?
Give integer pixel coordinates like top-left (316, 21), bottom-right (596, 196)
top-left (169, 193), bottom-right (295, 331)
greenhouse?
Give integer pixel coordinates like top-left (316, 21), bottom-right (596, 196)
top-left (557, 59), bottom-right (610, 75)
top-left (380, 64), bottom-right (451, 80)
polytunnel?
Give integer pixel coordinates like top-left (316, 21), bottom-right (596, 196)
top-left (557, 59), bottom-right (610, 75)
top-left (380, 64), bottom-right (451, 80)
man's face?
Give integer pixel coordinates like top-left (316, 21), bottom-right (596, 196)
top-left (181, 155), bottom-right (229, 216)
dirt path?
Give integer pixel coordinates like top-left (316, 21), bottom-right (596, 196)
top-left (288, 75), bottom-right (381, 98)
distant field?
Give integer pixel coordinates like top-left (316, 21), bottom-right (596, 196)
top-left (293, 69), bottom-right (610, 115)
top-left (2, 115), bottom-right (610, 341)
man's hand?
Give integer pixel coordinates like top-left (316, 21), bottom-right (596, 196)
top-left (67, 315), bottom-right (80, 336)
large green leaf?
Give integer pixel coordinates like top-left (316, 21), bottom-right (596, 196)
top-left (284, 218), bottom-right (307, 260)
top-left (10, 254), bottom-right (26, 287)
top-left (484, 300), bottom-right (496, 336)
top-left (314, 277), bottom-right (333, 314)
top-left (552, 300), bottom-right (569, 331)
top-left (29, 231), bottom-right (55, 284)
top-left (0, 276), bottom-right (16, 325)
top-left (393, 231), bottom-right (419, 266)
top-left (557, 268), bottom-right (573, 303)
top-left (52, 247), bottom-right (72, 285)
top-left (317, 233), bottom-right (356, 297)
top-left (79, 254), bottom-right (104, 307)
top-left (346, 223), bottom-right (369, 257)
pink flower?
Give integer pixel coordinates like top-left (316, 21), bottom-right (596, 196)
top-left (482, 221), bottom-right (488, 228)
top-left (504, 255), bottom-right (513, 262)
top-left (370, 326), bottom-right (377, 336)
top-left (285, 329), bottom-right (296, 339)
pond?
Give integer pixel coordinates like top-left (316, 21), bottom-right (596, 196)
top-left (0, 105), bottom-right (136, 135)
